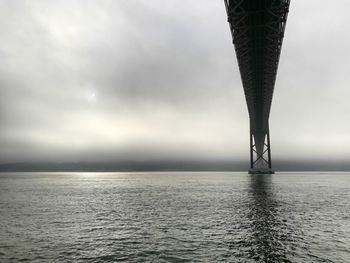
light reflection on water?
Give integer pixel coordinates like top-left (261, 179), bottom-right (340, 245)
top-left (0, 172), bottom-right (349, 262)
top-left (244, 175), bottom-right (297, 262)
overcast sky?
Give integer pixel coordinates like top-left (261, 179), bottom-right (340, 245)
top-left (0, 0), bottom-right (349, 163)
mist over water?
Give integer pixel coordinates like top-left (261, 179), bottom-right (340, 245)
top-left (0, 172), bottom-right (349, 262)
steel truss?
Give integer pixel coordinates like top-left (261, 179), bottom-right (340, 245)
top-left (224, 0), bottom-right (290, 173)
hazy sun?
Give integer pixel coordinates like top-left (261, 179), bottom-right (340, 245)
top-left (87, 91), bottom-right (97, 103)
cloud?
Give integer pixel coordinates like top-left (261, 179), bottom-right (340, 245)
top-left (0, 0), bottom-right (349, 163)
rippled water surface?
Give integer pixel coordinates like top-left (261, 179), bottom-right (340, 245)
top-left (0, 172), bottom-right (349, 262)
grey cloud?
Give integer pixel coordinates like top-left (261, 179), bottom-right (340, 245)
top-left (0, 0), bottom-right (349, 163)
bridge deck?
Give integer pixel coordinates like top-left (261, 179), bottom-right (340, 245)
top-left (225, 0), bottom-right (290, 133)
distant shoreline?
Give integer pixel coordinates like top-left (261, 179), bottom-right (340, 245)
top-left (1, 161), bottom-right (349, 172)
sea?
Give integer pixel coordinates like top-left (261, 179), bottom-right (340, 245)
top-left (0, 172), bottom-right (349, 262)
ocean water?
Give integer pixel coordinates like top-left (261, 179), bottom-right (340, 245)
top-left (0, 172), bottom-right (349, 262)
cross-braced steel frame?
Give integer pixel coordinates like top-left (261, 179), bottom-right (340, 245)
top-left (224, 0), bottom-right (290, 173)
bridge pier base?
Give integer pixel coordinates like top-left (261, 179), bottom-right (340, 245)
top-left (248, 168), bottom-right (275, 174)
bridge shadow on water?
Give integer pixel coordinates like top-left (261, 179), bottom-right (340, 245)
top-left (231, 174), bottom-right (301, 263)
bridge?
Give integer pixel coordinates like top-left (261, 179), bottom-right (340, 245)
top-left (224, 0), bottom-right (291, 174)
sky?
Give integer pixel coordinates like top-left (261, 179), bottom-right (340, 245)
top-left (0, 0), bottom-right (349, 164)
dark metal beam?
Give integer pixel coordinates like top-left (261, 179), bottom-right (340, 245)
top-left (224, 0), bottom-right (290, 173)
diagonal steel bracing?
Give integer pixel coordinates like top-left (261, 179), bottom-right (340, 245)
top-left (224, 0), bottom-right (290, 173)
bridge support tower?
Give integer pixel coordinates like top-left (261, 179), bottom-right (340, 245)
top-left (249, 126), bottom-right (274, 174)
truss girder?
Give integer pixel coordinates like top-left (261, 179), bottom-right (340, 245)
top-left (224, 0), bottom-right (290, 133)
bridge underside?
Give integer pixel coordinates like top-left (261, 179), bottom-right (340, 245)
top-left (224, 0), bottom-right (290, 173)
